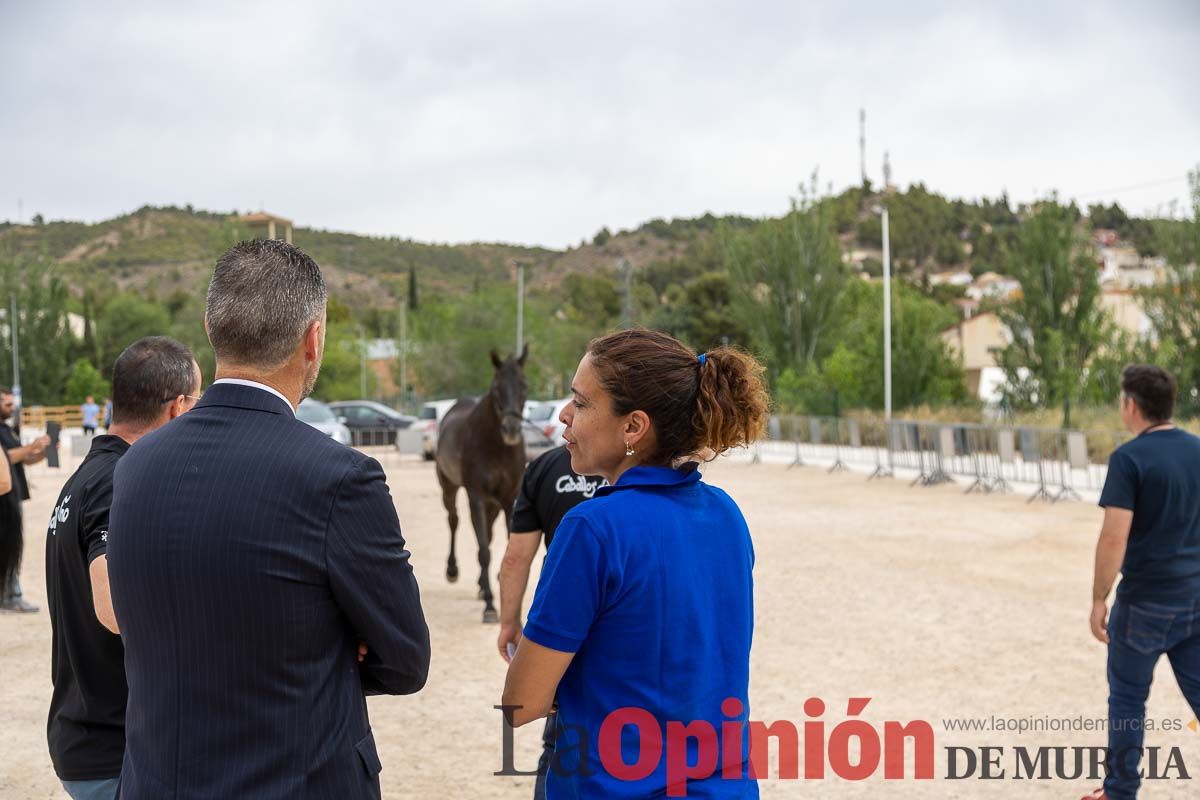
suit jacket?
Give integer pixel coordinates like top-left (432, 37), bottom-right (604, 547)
top-left (107, 383), bottom-right (430, 800)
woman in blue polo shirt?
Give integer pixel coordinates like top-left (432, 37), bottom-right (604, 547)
top-left (503, 329), bottom-right (769, 799)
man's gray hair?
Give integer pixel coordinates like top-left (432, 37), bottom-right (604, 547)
top-left (206, 240), bottom-right (328, 369)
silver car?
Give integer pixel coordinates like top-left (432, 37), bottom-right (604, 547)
top-left (297, 398), bottom-right (353, 445)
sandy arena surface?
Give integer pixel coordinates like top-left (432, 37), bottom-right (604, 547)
top-left (3, 450), bottom-right (1198, 798)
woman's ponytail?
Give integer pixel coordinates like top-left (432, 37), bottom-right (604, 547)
top-left (692, 347), bottom-right (770, 458)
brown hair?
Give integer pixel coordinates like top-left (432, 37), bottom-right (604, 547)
top-left (1121, 364), bottom-right (1176, 422)
top-left (586, 329), bottom-right (770, 464)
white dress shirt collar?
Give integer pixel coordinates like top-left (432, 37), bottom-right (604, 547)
top-left (211, 378), bottom-right (296, 416)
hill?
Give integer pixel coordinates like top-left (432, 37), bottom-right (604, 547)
top-left (0, 186), bottom-right (1178, 314)
top-left (0, 179), bottom-right (1193, 412)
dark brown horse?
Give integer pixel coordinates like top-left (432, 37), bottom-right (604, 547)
top-left (435, 346), bottom-right (528, 623)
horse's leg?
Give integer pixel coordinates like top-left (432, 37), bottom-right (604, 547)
top-left (477, 499), bottom-right (501, 601)
top-left (469, 492), bottom-right (498, 623)
top-left (501, 499), bottom-right (513, 539)
top-left (437, 469), bottom-right (460, 583)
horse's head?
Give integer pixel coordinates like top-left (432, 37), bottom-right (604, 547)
top-left (489, 345), bottom-right (528, 446)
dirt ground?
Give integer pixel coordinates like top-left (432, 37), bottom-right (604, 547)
top-left (3, 451), bottom-right (1198, 798)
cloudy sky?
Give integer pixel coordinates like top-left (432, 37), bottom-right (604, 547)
top-left (1, 1), bottom-right (1197, 247)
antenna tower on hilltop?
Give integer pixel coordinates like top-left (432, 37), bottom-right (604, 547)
top-left (859, 109), bottom-right (867, 186)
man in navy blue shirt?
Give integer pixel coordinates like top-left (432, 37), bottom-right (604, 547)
top-left (1088, 365), bottom-right (1200, 800)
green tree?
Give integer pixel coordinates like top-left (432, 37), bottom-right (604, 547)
top-left (935, 233), bottom-right (965, 266)
top-left (95, 293), bottom-right (172, 378)
top-left (969, 228), bottom-right (1011, 276)
top-left (311, 321), bottom-right (376, 401)
top-left (856, 183), bottom-right (958, 266)
top-left (407, 285), bottom-right (523, 399)
top-left (723, 179), bottom-right (849, 382)
top-left (647, 271), bottom-right (749, 351)
top-left (1141, 166), bottom-right (1200, 415)
top-left (1088, 201), bottom-right (1130, 231)
top-left (994, 200), bottom-right (1108, 426)
top-left (777, 280), bottom-right (965, 412)
top-left (64, 359), bottom-right (111, 404)
top-left (562, 272), bottom-right (621, 321)
top-left (0, 255), bottom-right (79, 405)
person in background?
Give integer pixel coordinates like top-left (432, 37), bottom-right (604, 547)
top-left (81, 396), bottom-right (100, 436)
top-left (102, 397), bottom-right (112, 430)
top-left (0, 387), bottom-right (50, 613)
top-left (46, 337), bottom-right (200, 800)
top-left (497, 444), bottom-right (606, 800)
top-left (1085, 365), bottom-right (1200, 800)
top-left (0, 423), bottom-right (14, 602)
top-left (503, 329), bottom-right (769, 798)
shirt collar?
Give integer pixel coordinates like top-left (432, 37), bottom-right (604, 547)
top-left (595, 462), bottom-right (701, 496)
top-left (88, 434), bottom-right (131, 456)
top-left (211, 378), bottom-right (296, 416)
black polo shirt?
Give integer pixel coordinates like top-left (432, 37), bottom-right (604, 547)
top-left (46, 434), bottom-right (130, 780)
top-left (0, 432), bottom-right (22, 540)
top-left (511, 446), bottom-right (606, 549)
top-left (0, 423), bottom-right (29, 501)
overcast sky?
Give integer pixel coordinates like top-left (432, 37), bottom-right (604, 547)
top-left (2, 1), bottom-right (1197, 248)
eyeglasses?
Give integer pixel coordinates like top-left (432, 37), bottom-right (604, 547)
top-left (162, 395), bottom-right (204, 407)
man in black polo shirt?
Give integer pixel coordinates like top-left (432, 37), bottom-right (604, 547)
top-left (497, 443), bottom-right (605, 800)
top-left (1086, 365), bottom-right (1200, 800)
top-left (46, 337), bottom-right (200, 800)
top-left (0, 387), bottom-right (50, 613)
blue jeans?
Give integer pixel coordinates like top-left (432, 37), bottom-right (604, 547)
top-left (61, 777), bottom-right (119, 800)
top-left (1105, 597), bottom-right (1200, 799)
top-left (533, 710), bottom-right (557, 800)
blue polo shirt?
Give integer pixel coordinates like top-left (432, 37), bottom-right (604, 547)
top-left (1100, 427), bottom-right (1200, 603)
top-left (523, 463), bottom-right (758, 799)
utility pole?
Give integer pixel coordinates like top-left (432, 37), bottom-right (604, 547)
top-left (398, 302), bottom-right (407, 412)
top-left (10, 293), bottom-right (21, 408)
top-left (358, 327), bottom-right (367, 399)
top-left (620, 258), bottom-right (632, 329)
top-left (882, 206), bottom-right (892, 420)
top-left (515, 262), bottom-right (525, 354)
top-left (859, 109), bottom-right (867, 186)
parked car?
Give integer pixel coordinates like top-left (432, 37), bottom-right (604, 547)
top-left (522, 420), bottom-right (555, 462)
top-left (416, 398), bottom-right (462, 460)
top-left (327, 400), bottom-right (417, 447)
top-left (527, 397), bottom-right (571, 446)
top-left (297, 398), bottom-right (352, 445)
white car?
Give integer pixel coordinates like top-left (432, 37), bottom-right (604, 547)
top-left (297, 398), bottom-right (352, 445)
top-left (527, 398), bottom-right (572, 446)
top-left (416, 398), bottom-right (462, 460)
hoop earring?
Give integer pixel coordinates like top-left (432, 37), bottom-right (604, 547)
top-left (625, 442), bottom-right (635, 457)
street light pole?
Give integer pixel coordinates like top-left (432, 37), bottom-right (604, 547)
top-left (516, 262), bottom-right (525, 354)
top-left (399, 302), bottom-right (407, 412)
top-left (358, 327), bottom-right (367, 399)
top-left (620, 258), bottom-right (632, 329)
top-left (9, 293), bottom-right (20, 408)
top-left (881, 206), bottom-right (892, 421)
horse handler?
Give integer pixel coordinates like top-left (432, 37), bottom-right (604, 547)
top-left (497, 444), bottom-right (605, 800)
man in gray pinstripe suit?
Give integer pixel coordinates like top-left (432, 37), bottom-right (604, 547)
top-left (108, 239), bottom-right (430, 799)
